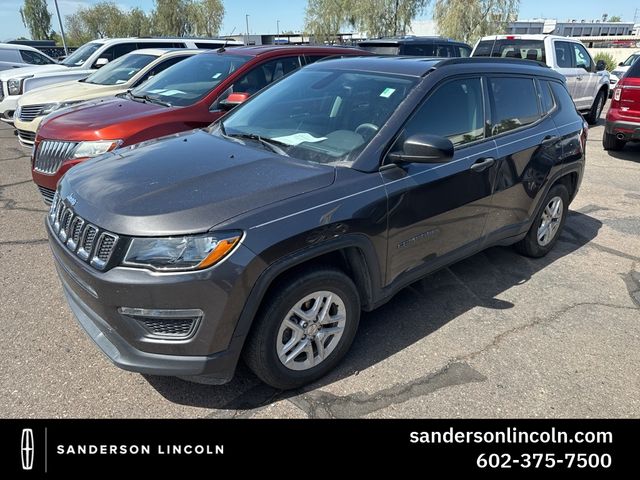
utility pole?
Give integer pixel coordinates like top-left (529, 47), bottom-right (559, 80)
top-left (245, 14), bottom-right (250, 45)
top-left (277, 19), bottom-right (280, 43)
top-left (53, 0), bottom-right (68, 56)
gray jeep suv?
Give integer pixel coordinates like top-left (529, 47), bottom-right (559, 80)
top-left (47, 57), bottom-right (586, 389)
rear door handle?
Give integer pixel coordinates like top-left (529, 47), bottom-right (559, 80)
top-left (470, 157), bottom-right (495, 172)
top-left (542, 135), bottom-right (559, 144)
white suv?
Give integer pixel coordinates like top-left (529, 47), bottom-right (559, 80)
top-left (0, 37), bottom-right (242, 123)
top-left (0, 43), bottom-right (57, 72)
top-left (610, 51), bottom-right (640, 90)
top-left (472, 34), bottom-right (610, 124)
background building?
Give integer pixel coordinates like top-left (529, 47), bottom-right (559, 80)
top-left (507, 19), bottom-right (634, 37)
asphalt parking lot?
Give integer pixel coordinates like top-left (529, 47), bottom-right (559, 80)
top-left (1, 108), bottom-right (639, 419)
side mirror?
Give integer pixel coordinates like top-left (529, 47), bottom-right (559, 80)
top-left (596, 60), bottom-right (606, 71)
top-left (619, 62), bottom-right (625, 66)
top-left (94, 57), bottom-right (109, 69)
top-left (219, 92), bottom-right (250, 111)
top-left (387, 134), bottom-right (454, 164)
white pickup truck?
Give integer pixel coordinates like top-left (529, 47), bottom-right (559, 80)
top-left (472, 34), bottom-right (610, 124)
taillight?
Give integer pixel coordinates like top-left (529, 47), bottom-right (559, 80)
top-left (614, 87), bottom-right (622, 101)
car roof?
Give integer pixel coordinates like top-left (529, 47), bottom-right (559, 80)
top-left (0, 42), bottom-right (42, 52)
top-left (359, 36), bottom-right (468, 46)
top-left (131, 48), bottom-right (203, 57)
top-left (307, 55), bottom-right (563, 80)
top-left (220, 44), bottom-right (366, 57)
top-left (88, 37), bottom-right (242, 46)
top-left (479, 34), bottom-right (581, 42)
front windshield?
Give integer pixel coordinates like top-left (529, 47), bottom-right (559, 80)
top-left (131, 53), bottom-right (251, 107)
top-left (217, 68), bottom-right (418, 166)
top-left (622, 54), bottom-right (640, 67)
top-left (61, 42), bottom-right (101, 67)
top-left (84, 53), bottom-right (156, 85)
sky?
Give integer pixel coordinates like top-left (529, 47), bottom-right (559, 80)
top-left (1, 0), bottom-right (639, 42)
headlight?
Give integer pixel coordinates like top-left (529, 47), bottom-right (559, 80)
top-left (40, 101), bottom-right (81, 116)
top-left (72, 140), bottom-right (122, 158)
top-left (123, 232), bottom-right (242, 271)
top-left (8, 78), bottom-right (24, 95)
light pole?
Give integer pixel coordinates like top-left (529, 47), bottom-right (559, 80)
top-left (53, 0), bottom-right (68, 56)
top-left (245, 14), bottom-right (250, 45)
top-left (277, 20), bottom-right (280, 44)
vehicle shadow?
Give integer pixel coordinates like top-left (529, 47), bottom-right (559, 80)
top-left (144, 211), bottom-right (602, 413)
top-left (605, 142), bottom-right (640, 163)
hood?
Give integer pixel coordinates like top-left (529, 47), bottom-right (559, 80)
top-left (0, 64), bottom-right (67, 81)
top-left (58, 130), bottom-right (336, 236)
top-left (38, 97), bottom-right (164, 140)
top-left (19, 80), bottom-right (125, 107)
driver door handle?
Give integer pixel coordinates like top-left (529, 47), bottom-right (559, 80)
top-left (470, 157), bottom-right (495, 173)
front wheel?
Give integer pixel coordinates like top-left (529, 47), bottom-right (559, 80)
top-left (243, 268), bottom-right (360, 389)
top-left (515, 184), bottom-right (569, 258)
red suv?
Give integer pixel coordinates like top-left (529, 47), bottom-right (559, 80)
top-left (604, 58), bottom-right (640, 151)
top-left (32, 45), bottom-right (367, 203)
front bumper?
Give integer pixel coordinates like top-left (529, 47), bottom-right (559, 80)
top-left (48, 218), bottom-right (260, 381)
top-left (605, 118), bottom-right (640, 141)
top-left (14, 115), bottom-right (43, 146)
top-left (0, 95), bottom-right (18, 124)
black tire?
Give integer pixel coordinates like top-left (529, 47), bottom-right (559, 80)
top-left (585, 89), bottom-right (606, 125)
top-left (603, 132), bottom-right (626, 151)
top-left (243, 268), bottom-right (360, 390)
top-left (515, 184), bottom-right (569, 258)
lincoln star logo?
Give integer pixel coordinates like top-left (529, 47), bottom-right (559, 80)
top-left (21, 428), bottom-right (34, 470)
top-left (66, 194), bottom-right (78, 207)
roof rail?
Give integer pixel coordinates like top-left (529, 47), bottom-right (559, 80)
top-left (436, 57), bottom-right (550, 69)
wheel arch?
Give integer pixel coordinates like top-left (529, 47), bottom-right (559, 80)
top-left (232, 235), bottom-right (383, 342)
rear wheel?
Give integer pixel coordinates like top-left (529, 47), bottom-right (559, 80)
top-left (603, 132), bottom-right (626, 151)
top-left (585, 89), bottom-right (606, 125)
top-left (244, 268), bottom-right (360, 389)
top-left (515, 184), bottom-right (569, 258)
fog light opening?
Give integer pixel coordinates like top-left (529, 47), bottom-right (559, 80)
top-left (118, 307), bottom-right (203, 340)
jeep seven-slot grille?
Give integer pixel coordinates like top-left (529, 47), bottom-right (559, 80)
top-left (34, 140), bottom-right (78, 174)
top-left (49, 191), bottom-right (119, 271)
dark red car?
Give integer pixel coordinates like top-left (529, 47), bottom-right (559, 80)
top-left (32, 45), bottom-right (367, 203)
top-left (604, 58), bottom-right (640, 151)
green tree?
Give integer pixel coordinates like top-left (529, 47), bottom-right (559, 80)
top-left (152, 0), bottom-right (191, 36)
top-left (609, 15), bottom-right (622, 22)
top-left (305, 0), bottom-right (429, 42)
top-left (127, 7), bottom-right (153, 37)
top-left (594, 52), bottom-right (616, 72)
top-left (434, 0), bottom-right (519, 44)
top-left (19, 0), bottom-right (52, 40)
top-left (189, 0), bottom-right (225, 37)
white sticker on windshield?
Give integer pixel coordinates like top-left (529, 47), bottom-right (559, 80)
top-left (148, 89), bottom-right (167, 94)
top-left (272, 133), bottom-right (327, 146)
top-left (115, 80), bottom-right (126, 84)
top-left (160, 89), bottom-right (186, 96)
top-left (380, 88), bottom-right (396, 98)
top-left (212, 73), bottom-right (222, 79)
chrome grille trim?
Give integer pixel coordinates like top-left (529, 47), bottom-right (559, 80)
top-left (38, 185), bottom-right (56, 205)
top-left (49, 198), bottom-right (119, 271)
top-left (34, 140), bottom-right (78, 174)
top-left (18, 104), bottom-right (45, 122)
top-left (90, 233), bottom-right (119, 270)
top-left (17, 129), bottom-right (36, 146)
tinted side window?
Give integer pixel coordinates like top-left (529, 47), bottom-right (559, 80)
top-left (489, 77), bottom-right (540, 134)
top-left (626, 58), bottom-right (640, 78)
top-left (231, 56), bottom-right (301, 95)
top-left (20, 49), bottom-right (51, 65)
top-left (572, 43), bottom-right (592, 71)
top-left (134, 56), bottom-right (189, 86)
top-left (195, 42), bottom-right (222, 49)
top-left (305, 55), bottom-right (332, 65)
top-left (554, 42), bottom-right (573, 68)
top-left (0, 48), bottom-right (19, 62)
top-left (435, 44), bottom-right (456, 57)
top-left (403, 77), bottom-right (484, 147)
top-left (538, 80), bottom-right (555, 116)
top-left (97, 43), bottom-right (138, 63)
top-left (402, 44), bottom-right (436, 56)
top-left (136, 42), bottom-right (185, 49)
top-left (549, 81), bottom-right (579, 124)
top-left (458, 46), bottom-right (471, 57)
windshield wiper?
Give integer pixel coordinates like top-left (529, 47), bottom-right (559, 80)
top-left (127, 91), bottom-right (172, 107)
top-left (224, 132), bottom-right (290, 157)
